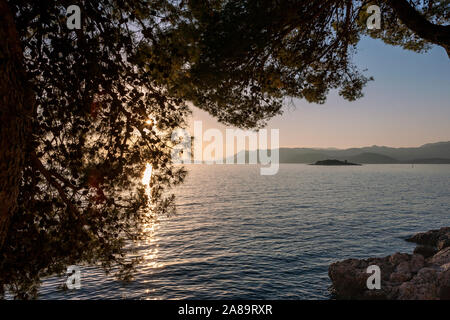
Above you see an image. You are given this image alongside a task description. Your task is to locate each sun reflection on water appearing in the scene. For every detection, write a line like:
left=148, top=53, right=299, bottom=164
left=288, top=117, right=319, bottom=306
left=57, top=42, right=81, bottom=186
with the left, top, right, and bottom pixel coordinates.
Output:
left=140, top=220, right=163, bottom=271
left=142, top=163, right=153, bottom=185
left=140, top=163, right=163, bottom=272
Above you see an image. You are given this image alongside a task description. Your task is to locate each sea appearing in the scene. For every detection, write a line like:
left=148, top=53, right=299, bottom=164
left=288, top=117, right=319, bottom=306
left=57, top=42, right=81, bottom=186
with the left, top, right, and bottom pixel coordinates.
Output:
left=38, top=164, right=450, bottom=299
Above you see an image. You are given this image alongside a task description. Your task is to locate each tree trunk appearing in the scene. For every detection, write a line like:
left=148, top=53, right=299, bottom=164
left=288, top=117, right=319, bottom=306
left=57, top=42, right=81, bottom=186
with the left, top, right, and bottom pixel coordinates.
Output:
left=0, top=0, right=31, bottom=250
left=386, top=0, right=450, bottom=57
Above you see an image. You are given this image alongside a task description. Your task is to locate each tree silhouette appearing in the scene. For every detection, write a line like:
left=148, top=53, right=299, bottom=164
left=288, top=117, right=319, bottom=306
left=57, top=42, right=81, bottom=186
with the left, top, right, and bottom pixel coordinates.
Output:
left=0, top=0, right=190, bottom=298
left=160, top=0, right=448, bottom=128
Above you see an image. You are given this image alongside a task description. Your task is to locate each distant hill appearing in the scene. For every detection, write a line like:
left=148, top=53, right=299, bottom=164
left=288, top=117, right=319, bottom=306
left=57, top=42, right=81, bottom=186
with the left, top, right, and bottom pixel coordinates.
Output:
left=326, top=141, right=450, bottom=161
left=227, top=141, right=450, bottom=164
left=345, top=152, right=398, bottom=164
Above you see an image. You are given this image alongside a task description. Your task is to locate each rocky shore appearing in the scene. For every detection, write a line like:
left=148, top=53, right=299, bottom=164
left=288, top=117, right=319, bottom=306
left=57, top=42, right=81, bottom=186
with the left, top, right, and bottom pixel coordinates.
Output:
left=329, top=227, right=450, bottom=299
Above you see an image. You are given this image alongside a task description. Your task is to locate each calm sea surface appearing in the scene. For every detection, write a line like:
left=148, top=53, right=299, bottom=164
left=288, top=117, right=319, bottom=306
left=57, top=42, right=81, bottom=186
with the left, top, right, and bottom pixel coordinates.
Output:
left=38, top=164, right=450, bottom=299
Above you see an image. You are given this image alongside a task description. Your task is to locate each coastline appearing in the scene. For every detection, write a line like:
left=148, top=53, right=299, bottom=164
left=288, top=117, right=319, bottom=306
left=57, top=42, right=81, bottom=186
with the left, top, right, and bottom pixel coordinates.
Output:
left=328, top=227, right=450, bottom=300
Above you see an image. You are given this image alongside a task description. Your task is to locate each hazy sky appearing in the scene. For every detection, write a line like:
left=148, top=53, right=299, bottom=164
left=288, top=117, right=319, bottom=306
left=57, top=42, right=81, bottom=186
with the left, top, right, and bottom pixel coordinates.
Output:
left=188, top=37, right=450, bottom=149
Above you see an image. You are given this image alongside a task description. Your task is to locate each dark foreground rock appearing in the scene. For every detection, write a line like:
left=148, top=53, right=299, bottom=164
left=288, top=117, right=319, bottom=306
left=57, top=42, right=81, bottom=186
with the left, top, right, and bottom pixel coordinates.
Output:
left=329, top=227, right=450, bottom=300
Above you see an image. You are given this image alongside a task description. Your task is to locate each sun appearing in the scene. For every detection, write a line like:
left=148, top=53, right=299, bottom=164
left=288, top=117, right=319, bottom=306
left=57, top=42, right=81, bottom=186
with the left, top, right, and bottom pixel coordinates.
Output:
left=145, top=115, right=156, bottom=126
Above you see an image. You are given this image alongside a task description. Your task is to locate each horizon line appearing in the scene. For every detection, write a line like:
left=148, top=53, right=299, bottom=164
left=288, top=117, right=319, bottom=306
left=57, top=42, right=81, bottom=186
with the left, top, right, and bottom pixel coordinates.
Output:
left=270, top=140, right=450, bottom=151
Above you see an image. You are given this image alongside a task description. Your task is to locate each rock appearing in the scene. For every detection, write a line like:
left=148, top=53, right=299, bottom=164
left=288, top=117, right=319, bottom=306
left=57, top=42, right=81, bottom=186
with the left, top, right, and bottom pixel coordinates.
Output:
left=416, top=267, right=439, bottom=282
left=406, top=227, right=450, bottom=248
left=414, top=245, right=437, bottom=258
left=430, top=247, right=450, bottom=266
left=409, top=254, right=425, bottom=273
left=397, top=268, right=440, bottom=300
left=390, top=271, right=412, bottom=283
left=328, top=260, right=371, bottom=299
left=396, top=261, right=411, bottom=274
left=438, top=270, right=450, bottom=299
left=441, top=262, right=450, bottom=271
left=389, top=252, right=410, bottom=265
left=437, top=239, right=450, bottom=251
left=329, top=227, right=450, bottom=300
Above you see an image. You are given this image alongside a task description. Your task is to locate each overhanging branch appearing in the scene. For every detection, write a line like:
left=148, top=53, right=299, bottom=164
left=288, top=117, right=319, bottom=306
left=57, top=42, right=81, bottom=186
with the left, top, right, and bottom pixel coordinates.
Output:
left=385, top=0, right=450, bottom=57
left=31, top=152, right=78, bottom=216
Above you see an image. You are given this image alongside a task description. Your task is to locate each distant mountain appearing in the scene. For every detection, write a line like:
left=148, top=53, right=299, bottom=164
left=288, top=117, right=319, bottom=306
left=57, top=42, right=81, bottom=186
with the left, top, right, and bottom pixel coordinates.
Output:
left=227, top=141, right=450, bottom=164
left=345, top=152, right=398, bottom=164
left=325, top=141, right=450, bottom=161
left=279, top=150, right=328, bottom=163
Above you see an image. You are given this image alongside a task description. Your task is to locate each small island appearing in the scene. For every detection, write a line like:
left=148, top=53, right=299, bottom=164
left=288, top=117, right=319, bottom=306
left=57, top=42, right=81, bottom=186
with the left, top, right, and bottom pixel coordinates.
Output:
left=311, top=159, right=361, bottom=166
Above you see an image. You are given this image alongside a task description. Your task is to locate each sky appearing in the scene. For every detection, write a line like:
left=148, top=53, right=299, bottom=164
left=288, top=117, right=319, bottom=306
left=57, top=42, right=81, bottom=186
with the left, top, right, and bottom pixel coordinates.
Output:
left=187, top=36, right=450, bottom=149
